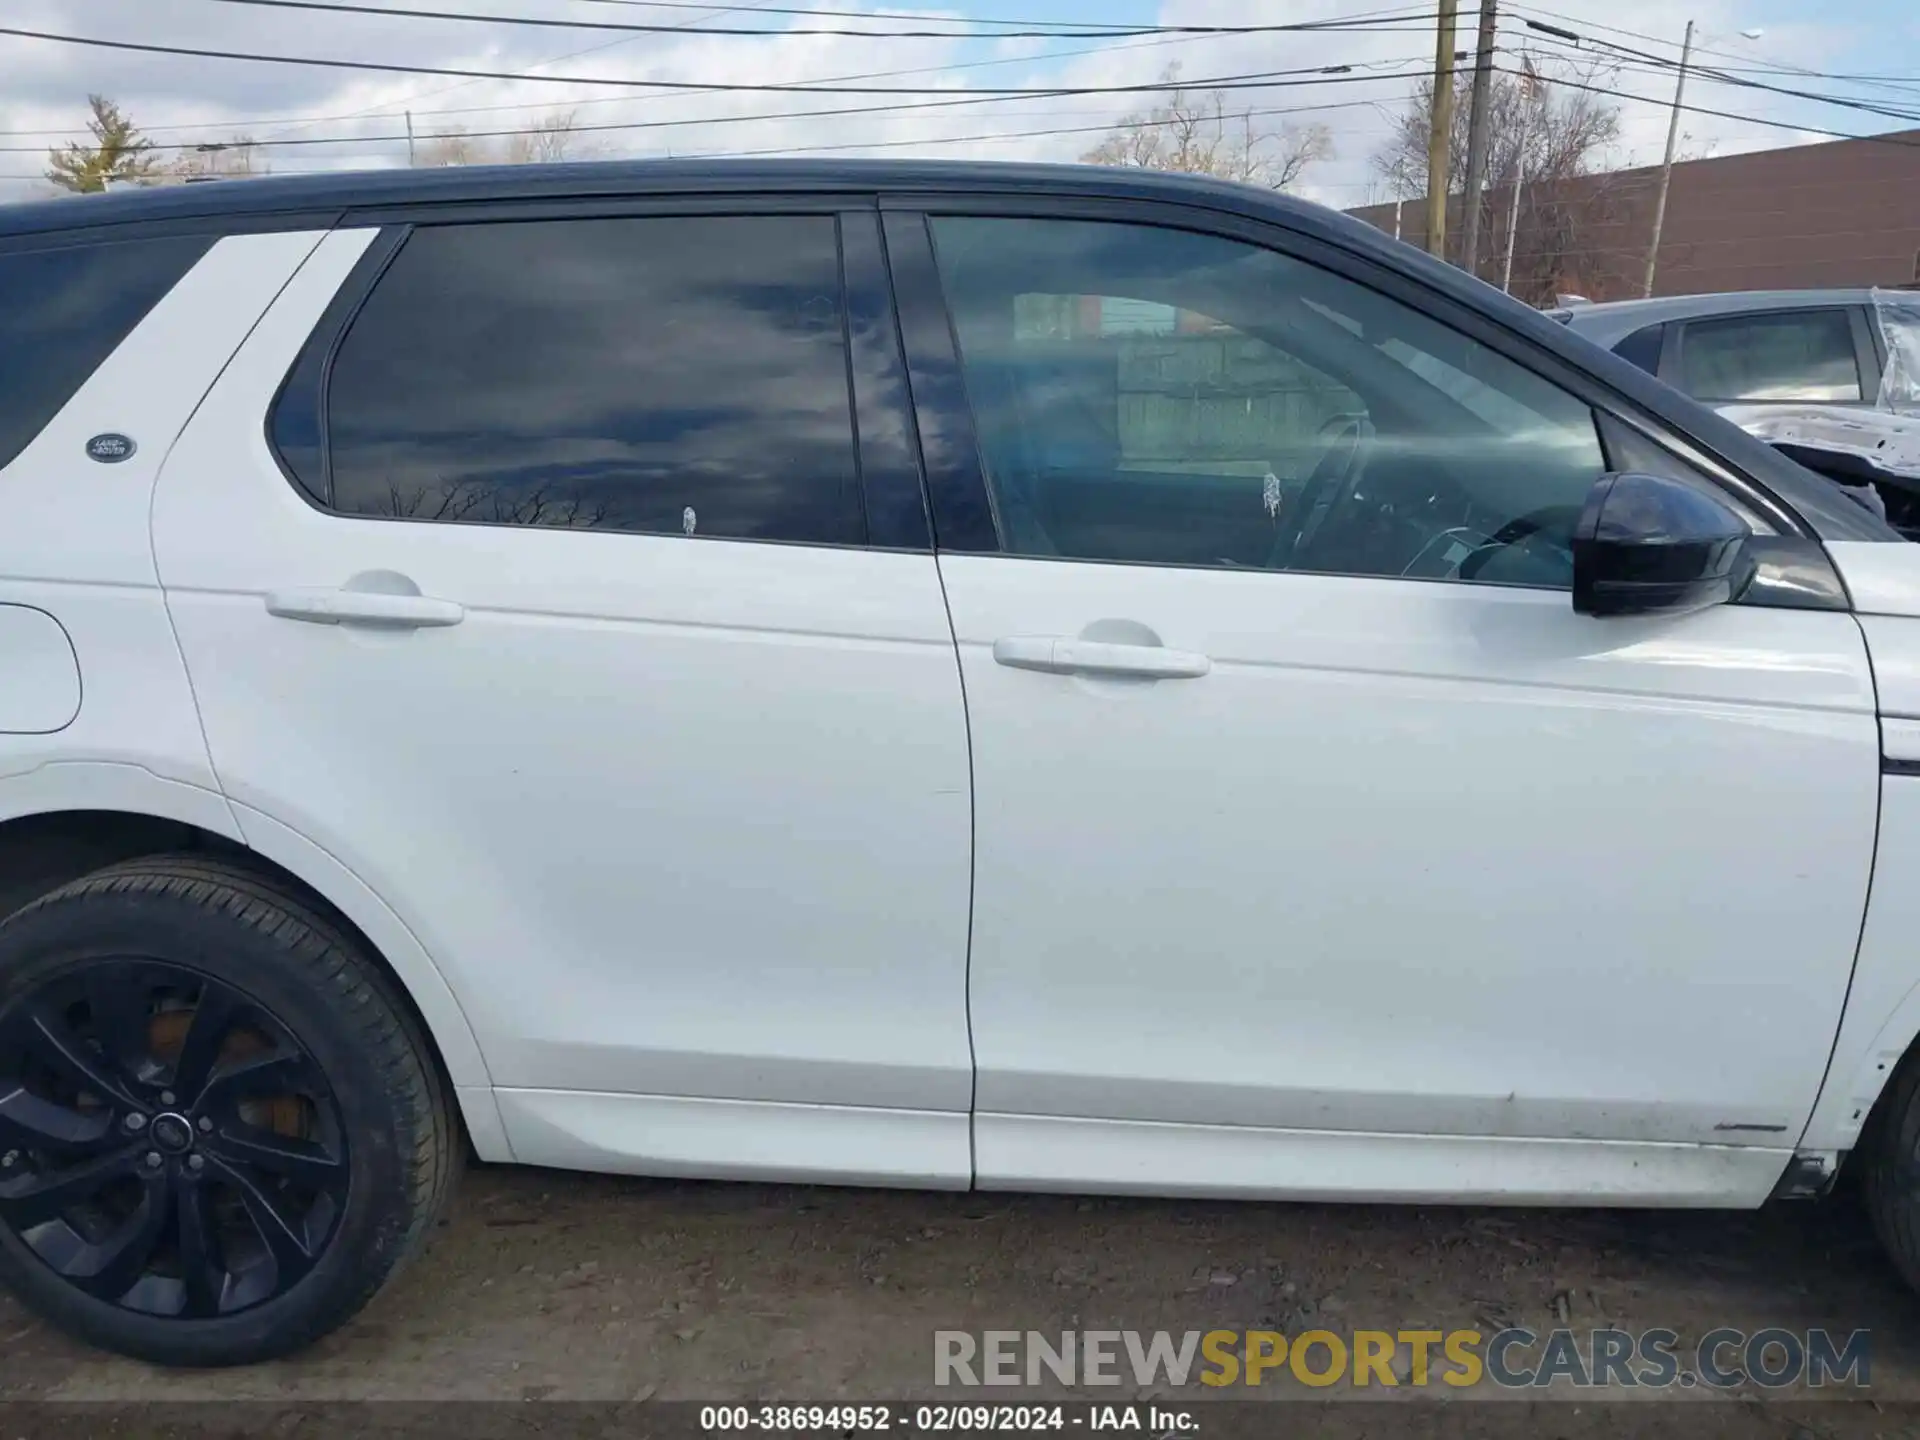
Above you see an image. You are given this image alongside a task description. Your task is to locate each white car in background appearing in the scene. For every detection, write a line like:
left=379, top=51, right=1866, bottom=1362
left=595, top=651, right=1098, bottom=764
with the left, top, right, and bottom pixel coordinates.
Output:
left=11, top=161, right=1920, bottom=1370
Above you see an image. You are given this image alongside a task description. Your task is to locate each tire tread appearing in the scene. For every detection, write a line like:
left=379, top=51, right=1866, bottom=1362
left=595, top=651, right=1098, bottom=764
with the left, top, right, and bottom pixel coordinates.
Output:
left=1864, top=1049, right=1920, bottom=1292
left=0, top=853, right=459, bottom=1364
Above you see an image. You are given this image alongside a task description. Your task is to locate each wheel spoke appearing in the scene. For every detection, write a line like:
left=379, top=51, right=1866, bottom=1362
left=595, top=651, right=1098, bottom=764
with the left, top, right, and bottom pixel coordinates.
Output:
left=83, top=968, right=154, bottom=1080
left=0, top=1083, right=118, bottom=1157
left=0, top=957, right=348, bottom=1320
left=174, top=1177, right=226, bottom=1318
left=171, top=980, right=242, bottom=1104
left=7, top=1006, right=139, bottom=1110
left=197, top=1050, right=313, bottom=1112
left=208, top=1124, right=345, bottom=1195
left=0, top=1145, right=141, bottom=1230
left=214, top=1156, right=318, bottom=1285
left=66, top=1173, right=172, bottom=1302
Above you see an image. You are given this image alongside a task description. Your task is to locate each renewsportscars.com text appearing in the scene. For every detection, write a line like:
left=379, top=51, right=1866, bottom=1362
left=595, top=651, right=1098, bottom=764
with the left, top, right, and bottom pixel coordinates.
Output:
left=934, top=1327, right=1871, bottom=1391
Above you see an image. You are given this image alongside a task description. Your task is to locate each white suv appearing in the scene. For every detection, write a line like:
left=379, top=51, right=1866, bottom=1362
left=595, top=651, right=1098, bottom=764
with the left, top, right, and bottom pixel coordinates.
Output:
left=4, top=160, right=1920, bottom=1367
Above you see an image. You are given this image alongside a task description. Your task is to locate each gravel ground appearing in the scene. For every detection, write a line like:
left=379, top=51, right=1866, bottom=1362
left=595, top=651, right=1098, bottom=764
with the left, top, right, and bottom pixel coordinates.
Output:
left=4, top=1162, right=1920, bottom=1433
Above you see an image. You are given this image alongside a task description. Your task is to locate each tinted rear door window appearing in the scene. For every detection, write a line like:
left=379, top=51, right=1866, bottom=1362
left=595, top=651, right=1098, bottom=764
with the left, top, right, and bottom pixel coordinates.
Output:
left=0, top=235, right=211, bottom=471
left=1678, top=309, right=1862, bottom=402
left=1611, top=322, right=1665, bottom=376
left=323, top=215, right=865, bottom=544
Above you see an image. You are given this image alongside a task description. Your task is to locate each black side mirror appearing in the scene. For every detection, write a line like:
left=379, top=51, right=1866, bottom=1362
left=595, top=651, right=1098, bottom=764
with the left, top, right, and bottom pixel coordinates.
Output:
left=1572, top=471, right=1754, bottom=618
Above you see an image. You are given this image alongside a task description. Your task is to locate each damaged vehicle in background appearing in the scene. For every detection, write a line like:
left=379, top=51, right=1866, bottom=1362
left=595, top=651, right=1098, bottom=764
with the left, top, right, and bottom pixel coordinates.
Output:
left=1553, top=288, right=1920, bottom=535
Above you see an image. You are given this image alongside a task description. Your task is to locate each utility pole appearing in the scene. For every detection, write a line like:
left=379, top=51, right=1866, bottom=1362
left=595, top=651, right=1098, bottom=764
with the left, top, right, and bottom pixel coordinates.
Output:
left=1424, top=0, right=1459, bottom=259
left=1459, top=0, right=1499, bottom=274
left=405, top=110, right=417, bottom=167
left=1642, top=19, right=1695, bottom=298
left=1501, top=58, right=1541, bottom=294
left=1500, top=117, right=1528, bottom=293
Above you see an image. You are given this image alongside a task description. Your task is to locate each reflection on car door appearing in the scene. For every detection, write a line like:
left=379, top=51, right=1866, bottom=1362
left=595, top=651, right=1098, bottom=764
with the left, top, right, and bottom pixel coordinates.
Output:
left=154, top=209, right=977, bottom=1188
left=894, top=208, right=1880, bottom=1206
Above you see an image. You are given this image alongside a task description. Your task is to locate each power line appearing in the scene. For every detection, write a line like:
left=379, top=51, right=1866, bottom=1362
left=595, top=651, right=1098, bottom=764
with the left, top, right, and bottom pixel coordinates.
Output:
left=1513, top=22, right=1920, bottom=126
left=0, top=23, right=1430, bottom=97
left=1507, top=3, right=1920, bottom=100
left=560, top=0, right=1453, bottom=30
left=0, top=95, right=1399, bottom=186
left=686, top=97, right=1397, bottom=160
left=0, top=60, right=1431, bottom=156
left=0, top=4, right=1440, bottom=143
left=256, top=0, right=778, bottom=142
left=0, top=15, right=1249, bottom=138
left=194, top=0, right=1440, bottom=41
left=1491, top=63, right=1920, bottom=151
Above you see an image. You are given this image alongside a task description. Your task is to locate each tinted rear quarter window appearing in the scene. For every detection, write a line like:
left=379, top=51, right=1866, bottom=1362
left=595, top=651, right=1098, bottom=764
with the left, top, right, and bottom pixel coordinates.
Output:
left=314, top=215, right=865, bottom=545
left=1611, top=322, right=1665, bottom=376
left=0, top=235, right=211, bottom=471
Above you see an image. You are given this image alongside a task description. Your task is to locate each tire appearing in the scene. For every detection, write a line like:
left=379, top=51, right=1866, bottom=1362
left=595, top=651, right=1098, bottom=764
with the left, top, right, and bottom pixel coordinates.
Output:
left=0, top=855, right=459, bottom=1366
left=1863, top=1047, right=1920, bottom=1295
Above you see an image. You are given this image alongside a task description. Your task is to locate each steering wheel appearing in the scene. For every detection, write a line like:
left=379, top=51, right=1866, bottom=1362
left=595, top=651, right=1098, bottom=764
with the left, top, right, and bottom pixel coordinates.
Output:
left=1456, top=503, right=1585, bottom=582
left=1267, top=415, right=1373, bottom=571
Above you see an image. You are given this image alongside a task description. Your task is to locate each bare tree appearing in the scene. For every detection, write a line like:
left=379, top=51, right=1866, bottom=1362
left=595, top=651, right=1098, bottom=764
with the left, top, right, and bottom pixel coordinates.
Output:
left=415, top=111, right=598, bottom=167
left=171, top=135, right=267, bottom=181
left=1082, top=65, right=1333, bottom=192
left=382, top=478, right=612, bottom=530
left=504, top=110, right=594, bottom=165
left=1370, top=63, right=1632, bottom=302
left=417, top=127, right=485, bottom=167
left=46, top=96, right=161, bottom=193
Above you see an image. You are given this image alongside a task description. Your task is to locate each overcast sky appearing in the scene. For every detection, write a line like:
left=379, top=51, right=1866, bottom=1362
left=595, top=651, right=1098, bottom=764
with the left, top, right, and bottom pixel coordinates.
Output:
left=0, top=0, right=1914, bottom=209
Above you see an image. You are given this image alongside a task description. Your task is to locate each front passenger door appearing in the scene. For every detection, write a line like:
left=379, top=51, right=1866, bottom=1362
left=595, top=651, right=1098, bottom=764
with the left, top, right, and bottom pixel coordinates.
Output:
left=895, top=210, right=1881, bottom=1205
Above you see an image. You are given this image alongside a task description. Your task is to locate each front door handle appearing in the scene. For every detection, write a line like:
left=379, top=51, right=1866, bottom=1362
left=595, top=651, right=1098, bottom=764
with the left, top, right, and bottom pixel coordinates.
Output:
left=992, top=636, right=1210, bottom=679
left=265, top=587, right=465, bottom=629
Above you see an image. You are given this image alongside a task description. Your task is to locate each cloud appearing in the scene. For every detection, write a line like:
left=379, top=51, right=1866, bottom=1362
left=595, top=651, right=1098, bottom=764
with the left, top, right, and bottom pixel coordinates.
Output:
left=0, top=0, right=1894, bottom=204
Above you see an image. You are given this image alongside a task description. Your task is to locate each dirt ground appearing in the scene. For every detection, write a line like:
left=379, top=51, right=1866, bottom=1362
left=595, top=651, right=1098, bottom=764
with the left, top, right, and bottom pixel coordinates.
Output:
left=6, top=1161, right=1920, bottom=1432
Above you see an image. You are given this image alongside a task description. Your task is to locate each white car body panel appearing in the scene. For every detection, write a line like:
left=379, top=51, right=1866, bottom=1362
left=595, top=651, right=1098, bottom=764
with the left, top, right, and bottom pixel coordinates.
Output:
left=976, top=1114, right=1792, bottom=1207
left=1803, top=591, right=1920, bottom=1153
left=1828, top=541, right=1920, bottom=621
left=0, top=231, right=327, bottom=801
left=1, top=211, right=1913, bottom=1213
left=937, top=554, right=1878, bottom=1202
left=1802, top=773, right=1920, bottom=1153
left=497, top=1089, right=970, bottom=1189
left=0, top=606, right=80, bottom=735
left=150, top=231, right=976, bottom=1184
left=0, top=228, right=509, bottom=1152
left=227, top=799, right=507, bottom=1153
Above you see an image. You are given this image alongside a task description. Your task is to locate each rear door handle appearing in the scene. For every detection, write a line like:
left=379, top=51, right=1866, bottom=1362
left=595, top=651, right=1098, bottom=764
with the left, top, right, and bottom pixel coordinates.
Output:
left=992, top=636, right=1210, bottom=679
left=265, top=587, right=465, bottom=629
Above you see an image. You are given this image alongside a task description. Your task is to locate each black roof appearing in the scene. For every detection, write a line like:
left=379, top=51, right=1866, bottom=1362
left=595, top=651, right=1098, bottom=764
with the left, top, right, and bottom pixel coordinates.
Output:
left=0, top=156, right=1894, bottom=543
left=0, top=158, right=1324, bottom=240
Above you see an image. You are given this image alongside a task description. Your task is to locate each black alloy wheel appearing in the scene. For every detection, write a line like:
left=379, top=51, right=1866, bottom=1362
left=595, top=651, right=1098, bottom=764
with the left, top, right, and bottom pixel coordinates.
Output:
left=0, top=960, right=350, bottom=1319
left=0, top=857, right=456, bottom=1366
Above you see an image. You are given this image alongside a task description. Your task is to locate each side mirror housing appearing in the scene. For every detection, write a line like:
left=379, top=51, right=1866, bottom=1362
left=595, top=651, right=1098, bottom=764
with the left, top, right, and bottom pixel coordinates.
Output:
left=1572, top=471, right=1754, bottom=618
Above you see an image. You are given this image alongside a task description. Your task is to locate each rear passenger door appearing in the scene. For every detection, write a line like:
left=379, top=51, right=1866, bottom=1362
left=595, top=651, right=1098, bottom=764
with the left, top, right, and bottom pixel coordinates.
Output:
left=152, top=205, right=978, bottom=1188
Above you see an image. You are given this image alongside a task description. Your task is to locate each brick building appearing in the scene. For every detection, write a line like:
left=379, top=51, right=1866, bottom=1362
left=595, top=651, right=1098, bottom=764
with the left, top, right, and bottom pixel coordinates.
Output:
left=1345, top=128, right=1920, bottom=301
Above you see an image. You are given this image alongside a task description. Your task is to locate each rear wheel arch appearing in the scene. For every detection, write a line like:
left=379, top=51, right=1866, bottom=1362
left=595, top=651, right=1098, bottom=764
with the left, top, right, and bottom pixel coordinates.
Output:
left=0, top=851, right=462, bottom=1364
left=0, top=806, right=503, bottom=1157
